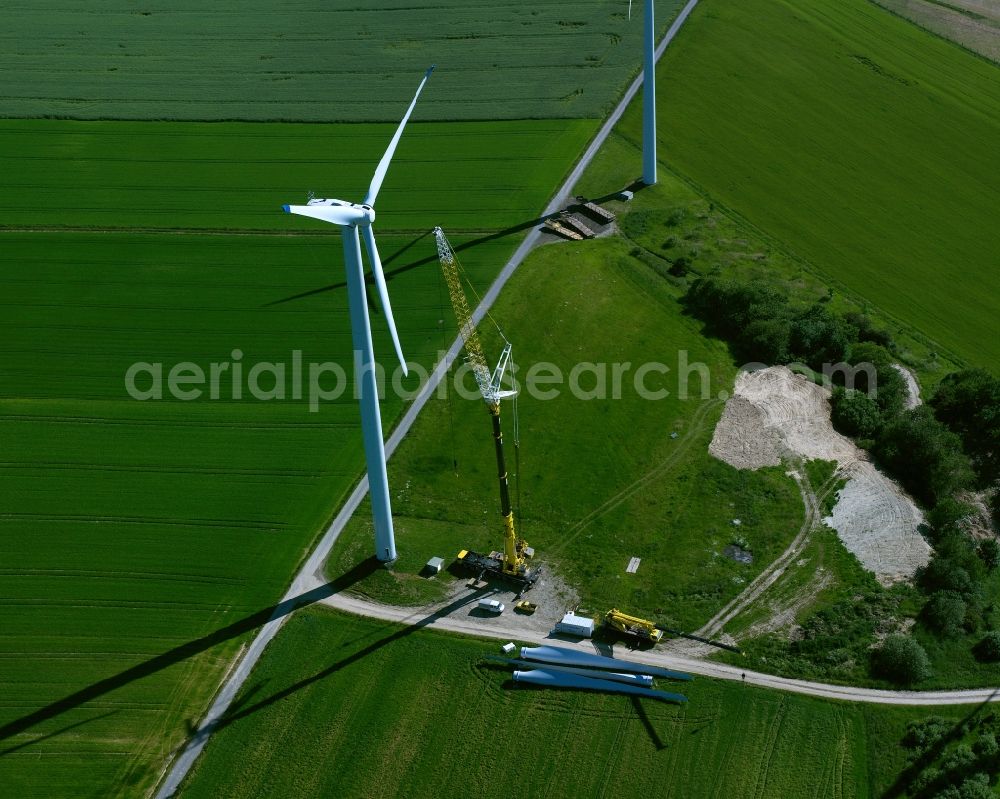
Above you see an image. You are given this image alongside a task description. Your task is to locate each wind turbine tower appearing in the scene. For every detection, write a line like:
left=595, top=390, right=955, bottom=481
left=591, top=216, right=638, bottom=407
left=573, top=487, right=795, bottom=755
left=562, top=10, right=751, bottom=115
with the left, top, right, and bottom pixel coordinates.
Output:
left=283, top=66, right=435, bottom=563
left=641, top=0, right=657, bottom=185
left=629, top=0, right=658, bottom=185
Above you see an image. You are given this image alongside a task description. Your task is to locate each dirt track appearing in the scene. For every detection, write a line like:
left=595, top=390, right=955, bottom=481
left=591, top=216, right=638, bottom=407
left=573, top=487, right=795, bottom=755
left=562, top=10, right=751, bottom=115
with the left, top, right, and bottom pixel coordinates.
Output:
left=317, top=588, right=1000, bottom=707
left=690, top=469, right=825, bottom=646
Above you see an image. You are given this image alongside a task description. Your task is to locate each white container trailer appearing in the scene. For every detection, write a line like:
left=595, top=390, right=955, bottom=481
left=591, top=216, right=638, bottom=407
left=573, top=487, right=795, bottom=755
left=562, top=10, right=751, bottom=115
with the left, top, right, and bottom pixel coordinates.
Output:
left=554, top=611, right=595, bottom=638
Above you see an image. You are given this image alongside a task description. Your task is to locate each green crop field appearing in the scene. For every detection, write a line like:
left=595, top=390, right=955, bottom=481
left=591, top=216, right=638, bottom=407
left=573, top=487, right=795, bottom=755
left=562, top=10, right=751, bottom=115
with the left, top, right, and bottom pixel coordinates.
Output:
left=0, top=118, right=597, bottom=232
left=1, top=0, right=684, bottom=122
left=0, top=229, right=524, bottom=797
left=330, top=235, right=805, bottom=631
left=0, top=110, right=591, bottom=794
left=572, top=133, right=964, bottom=387
left=630, top=0, right=1000, bottom=369
left=178, top=607, right=952, bottom=799
left=873, top=0, right=1000, bottom=63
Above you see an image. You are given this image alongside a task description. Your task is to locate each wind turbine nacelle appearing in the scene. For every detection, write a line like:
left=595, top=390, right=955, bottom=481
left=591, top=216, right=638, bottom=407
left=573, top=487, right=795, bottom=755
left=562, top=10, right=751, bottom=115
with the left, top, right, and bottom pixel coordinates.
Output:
left=284, top=198, right=374, bottom=226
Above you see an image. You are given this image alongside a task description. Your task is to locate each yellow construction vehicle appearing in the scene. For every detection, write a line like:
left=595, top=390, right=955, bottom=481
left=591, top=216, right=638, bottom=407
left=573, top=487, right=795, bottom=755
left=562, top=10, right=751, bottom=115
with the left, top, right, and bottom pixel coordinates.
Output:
left=604, top=608, right=664, bottom=644
left=436, top=227, right=538, bottom=588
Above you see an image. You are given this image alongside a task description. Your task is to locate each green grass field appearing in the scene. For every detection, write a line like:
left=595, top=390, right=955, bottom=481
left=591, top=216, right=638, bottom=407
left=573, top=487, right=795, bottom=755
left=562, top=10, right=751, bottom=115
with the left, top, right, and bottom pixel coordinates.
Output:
left=329, top=234, right=805, bottom=631
left=629, top=0, right=1000, bottom=369
left=1, top=0, right=683, bottom=122
left=177, top=607, right=962, bottom=799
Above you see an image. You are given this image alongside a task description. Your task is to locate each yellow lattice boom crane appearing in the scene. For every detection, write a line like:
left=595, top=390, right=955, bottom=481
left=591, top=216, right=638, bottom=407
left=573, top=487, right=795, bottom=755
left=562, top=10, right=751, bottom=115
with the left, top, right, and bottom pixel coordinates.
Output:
left=434, top=227, right=538, bottom=588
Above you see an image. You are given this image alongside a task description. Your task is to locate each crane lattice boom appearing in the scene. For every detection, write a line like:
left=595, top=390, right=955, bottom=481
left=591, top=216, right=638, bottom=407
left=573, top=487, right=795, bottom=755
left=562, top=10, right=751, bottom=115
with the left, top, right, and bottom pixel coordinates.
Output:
left=434, top=227, right=512, bottom=407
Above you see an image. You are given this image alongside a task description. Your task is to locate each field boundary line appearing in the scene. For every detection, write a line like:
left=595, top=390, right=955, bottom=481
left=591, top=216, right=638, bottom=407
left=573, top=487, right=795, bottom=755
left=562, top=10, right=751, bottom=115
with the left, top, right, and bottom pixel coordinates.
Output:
left=152, top=3, right=702, bottom=795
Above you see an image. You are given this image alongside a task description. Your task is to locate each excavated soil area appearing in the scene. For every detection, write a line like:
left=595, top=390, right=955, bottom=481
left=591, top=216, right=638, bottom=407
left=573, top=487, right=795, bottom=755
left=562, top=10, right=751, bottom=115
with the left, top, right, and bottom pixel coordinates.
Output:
left=710, top=367, right=929, bottom=582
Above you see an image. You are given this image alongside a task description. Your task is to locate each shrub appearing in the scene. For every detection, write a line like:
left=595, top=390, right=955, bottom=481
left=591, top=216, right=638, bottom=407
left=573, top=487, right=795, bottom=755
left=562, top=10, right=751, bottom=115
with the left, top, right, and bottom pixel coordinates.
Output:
left=668, top=256, right=690, bottom=277
left=954, top=773, right=991, bottom=799
left=831, top=388, right=882, bottom=438
left=872, top=634, right=931, bottom=684
left=931, top=534, right=988, bottom=593
left=903, top=716, right=954, bottom=750
left=741, top=318, right=791, bottom=364
left=665, top=208, right=686, bottom=227
left=684, top=278, right=789, bottom=342
left=923, top=590, right=967, bottom=637
left=973, top=732, right=998, bottom=759
left=874, top=407, right=975, bottom=506
left=845, top=342, right=909, bottom=417
left=979, top=539, right=1000, bottom=571
left=843, top=311, right=894, bottom=349
left=789, top=304, right=854, bottom=369
left=919, top=556, right=973, bottom=596
left=850, top=341, right=894, bottom=369
left=940, top=743, right=976, bottom=773
left=908, top=766, right=942, bottom=795
left=928, top=499, right=976, bottom=537
left=931, top=369, right=1000, bottom=483
left=974, top=631, right=1000, bottom=662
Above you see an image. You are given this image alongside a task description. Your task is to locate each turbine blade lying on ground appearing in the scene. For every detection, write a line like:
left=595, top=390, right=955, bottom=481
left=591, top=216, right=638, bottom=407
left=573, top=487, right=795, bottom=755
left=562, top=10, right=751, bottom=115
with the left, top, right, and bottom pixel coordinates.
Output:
left=364, top=65, right=435, bottom=207
left=486, top=656, right=653, bottom=686
left=514, top=669, right=687, bottom=704
left=521, top=645, right=693, bottom=681
left=361, top=225, right=407, bottom=375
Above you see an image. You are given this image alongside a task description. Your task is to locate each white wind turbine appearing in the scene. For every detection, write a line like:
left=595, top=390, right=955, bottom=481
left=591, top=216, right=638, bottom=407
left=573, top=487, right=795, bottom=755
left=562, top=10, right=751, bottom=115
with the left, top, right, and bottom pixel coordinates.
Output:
left=283, top=65, right=435, bottom=563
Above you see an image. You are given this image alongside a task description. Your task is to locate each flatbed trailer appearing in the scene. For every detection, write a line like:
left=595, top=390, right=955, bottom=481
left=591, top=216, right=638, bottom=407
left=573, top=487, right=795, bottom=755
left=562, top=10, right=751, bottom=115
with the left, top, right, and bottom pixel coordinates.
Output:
left=543, top=218, right=584, bottom=240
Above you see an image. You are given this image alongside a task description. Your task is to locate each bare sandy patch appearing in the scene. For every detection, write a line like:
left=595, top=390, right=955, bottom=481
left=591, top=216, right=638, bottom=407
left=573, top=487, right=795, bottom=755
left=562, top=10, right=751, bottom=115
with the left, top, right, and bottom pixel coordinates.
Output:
left=892, top=363, right=922, bottom=409
left=710, top=367, right=857, bottom=468
left=956, top=488, right=999, bottom=540
left=710, top=366, right=929, bottom=582
left=824, top=461, right=929, bottom=583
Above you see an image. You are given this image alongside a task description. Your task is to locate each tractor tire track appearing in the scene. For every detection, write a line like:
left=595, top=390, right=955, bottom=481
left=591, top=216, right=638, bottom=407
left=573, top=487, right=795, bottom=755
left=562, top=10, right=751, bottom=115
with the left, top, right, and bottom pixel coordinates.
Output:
left=549, top=398, right=720, bottom=556
left=694, top=467, right=841, bottom=642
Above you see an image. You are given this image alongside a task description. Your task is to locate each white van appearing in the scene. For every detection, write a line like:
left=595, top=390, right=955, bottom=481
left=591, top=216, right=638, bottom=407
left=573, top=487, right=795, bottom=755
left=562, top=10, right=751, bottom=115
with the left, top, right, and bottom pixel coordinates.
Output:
left=478, top=599, right=505, bottom=614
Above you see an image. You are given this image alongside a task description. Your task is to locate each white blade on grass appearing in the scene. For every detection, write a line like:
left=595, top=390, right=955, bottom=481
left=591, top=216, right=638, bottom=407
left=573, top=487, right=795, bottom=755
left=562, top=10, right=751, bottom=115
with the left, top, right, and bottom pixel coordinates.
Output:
left=363, top=65, right=435, bottom=207
left=360, top=224, right=408, bottom=376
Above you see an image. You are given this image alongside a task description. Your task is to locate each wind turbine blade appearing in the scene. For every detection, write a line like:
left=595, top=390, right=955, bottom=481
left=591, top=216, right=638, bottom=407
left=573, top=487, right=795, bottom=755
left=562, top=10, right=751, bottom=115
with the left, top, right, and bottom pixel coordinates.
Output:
left=363, top=65, right=435, bottom=207
left=360, top=225, right=408, bottom=377
left=283, top=204, right=359, bottom=226
left=628, top=0, right=632, bottom=20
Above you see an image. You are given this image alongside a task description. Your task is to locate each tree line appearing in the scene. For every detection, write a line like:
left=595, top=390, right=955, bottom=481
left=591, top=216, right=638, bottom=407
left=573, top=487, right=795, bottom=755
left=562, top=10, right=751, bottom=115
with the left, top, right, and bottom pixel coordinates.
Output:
left=683, top=277, right=1000, bottom=683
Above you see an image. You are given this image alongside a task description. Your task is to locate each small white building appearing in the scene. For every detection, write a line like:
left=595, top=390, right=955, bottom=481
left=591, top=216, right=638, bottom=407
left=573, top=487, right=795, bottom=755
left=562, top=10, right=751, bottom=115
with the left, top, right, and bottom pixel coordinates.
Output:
left=425, top=556, right=444, bottom=575
left=554, top=611, right=595, bottom=638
